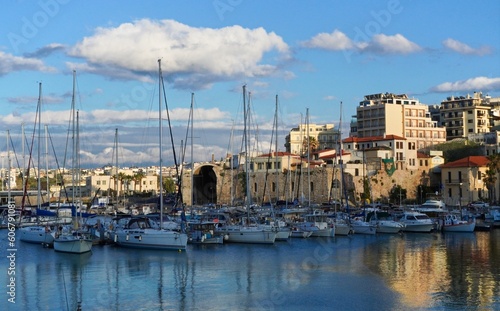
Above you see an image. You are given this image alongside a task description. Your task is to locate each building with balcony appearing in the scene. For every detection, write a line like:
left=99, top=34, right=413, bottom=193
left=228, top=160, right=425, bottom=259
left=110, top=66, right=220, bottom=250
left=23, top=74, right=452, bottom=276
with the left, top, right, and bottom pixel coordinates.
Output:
left=440, top=156, right=491, bottom=206
left=439, top=92, right=492, bottom=140
left=350, top=93, right=446, bottom=151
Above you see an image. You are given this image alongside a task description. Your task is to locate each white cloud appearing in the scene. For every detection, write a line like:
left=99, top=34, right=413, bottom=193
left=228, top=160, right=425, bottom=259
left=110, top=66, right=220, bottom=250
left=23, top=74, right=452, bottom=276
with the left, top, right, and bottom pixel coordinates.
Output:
left=302, top=31, right=421, bottom=55
left=442, top=38, right=492, bottom=55
left=301, top=29, right=355, bottom=51
left=362, top=34, right=421, bottom=54
left=431, top=76, right=500, bottom=92
left=68, top=19, right=291, bottom=89
left=0, top=51, right=56, bottom=76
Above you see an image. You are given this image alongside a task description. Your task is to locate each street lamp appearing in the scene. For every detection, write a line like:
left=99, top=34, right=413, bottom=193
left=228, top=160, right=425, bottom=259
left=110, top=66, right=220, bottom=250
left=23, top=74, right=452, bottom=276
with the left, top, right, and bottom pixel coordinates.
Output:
left=459, top=182, right=463, bottom=208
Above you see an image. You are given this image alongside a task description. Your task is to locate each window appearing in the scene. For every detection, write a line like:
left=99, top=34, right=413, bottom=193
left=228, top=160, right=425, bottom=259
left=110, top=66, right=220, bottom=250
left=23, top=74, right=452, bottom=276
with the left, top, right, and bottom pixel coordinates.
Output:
left=103, top=180, right=106, bottom=185
left=355, top=168, right=359, bottom=176
left=96, top=180, right=101, bottom=185
left=310, top=181, right=314, bottom=192
left=448, top=171, right=451, bottom=183
left=478, top=171, right=481, bottom=180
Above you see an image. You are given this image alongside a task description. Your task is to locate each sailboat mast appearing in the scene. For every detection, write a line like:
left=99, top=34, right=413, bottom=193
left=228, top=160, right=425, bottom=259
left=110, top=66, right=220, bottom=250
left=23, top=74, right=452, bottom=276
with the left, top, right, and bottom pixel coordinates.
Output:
left=37, top=82, right=42, bottom=210
left=243, top=85, right=251, bottom=211
left=45, top=125, right=50, bottom=204
left=6, top=130, right=11, bottom=205
left=274, top=95, right=279, bottom=203
left=190, top=93, right=194, bottom=207
left=306, top=108, right=310, bottom=208
left=71, top=71, right=76, bottom=208
left=114, top=128, right=118, bottom=203
left=158, top=59, right=164, bottom=228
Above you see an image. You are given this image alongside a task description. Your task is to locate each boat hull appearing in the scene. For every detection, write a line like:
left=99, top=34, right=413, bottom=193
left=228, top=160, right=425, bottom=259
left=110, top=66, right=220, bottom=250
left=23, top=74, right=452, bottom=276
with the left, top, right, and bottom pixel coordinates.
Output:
left=53, top=236, right=92, bottom=254
left=114, top=229, right=188, bottom=250
left=19, top=226, right=55, bottom=245
left=375, top=221, right=405, bottom=234
left=402, top=224, right=434, bottom=233
left=290, top=230, right=313, bottom=238
left=215, top=226, right=277, bottom=244
left=443, top=222, right=475, bottom=232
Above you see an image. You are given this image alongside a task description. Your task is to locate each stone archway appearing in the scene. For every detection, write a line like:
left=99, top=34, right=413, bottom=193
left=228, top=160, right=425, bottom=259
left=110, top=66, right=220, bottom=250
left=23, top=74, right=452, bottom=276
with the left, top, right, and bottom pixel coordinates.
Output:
left=193, top=165, right=217, bottom=205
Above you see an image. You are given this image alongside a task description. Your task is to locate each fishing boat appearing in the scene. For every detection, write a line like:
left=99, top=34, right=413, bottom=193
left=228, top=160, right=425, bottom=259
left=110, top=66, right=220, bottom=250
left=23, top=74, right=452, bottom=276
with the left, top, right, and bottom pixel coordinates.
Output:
left=441, top=214, right=475, bottom=232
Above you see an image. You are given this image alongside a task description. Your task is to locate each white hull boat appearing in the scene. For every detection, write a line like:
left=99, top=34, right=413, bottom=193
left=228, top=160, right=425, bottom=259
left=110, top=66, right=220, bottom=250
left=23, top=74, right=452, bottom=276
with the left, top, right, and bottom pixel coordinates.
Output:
left=351, top=219, right=377, bottom=235
left=374, top=220, right=405, bottom=234
left=19, top=225, right=55, bottom=245
left=290, top=229, right=313, bottom=238
left=215, top=225, right=277, bottom=244
left=399, top=212, right=435, bottom=233
left=113, top=217, right=187, bottom=250
left=53, top=233, right=92, bottom=254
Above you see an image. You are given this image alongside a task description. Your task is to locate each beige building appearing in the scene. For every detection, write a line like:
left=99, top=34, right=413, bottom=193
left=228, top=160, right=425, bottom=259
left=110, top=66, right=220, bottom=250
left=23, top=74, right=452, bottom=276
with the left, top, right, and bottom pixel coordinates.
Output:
left=86, top=174, right=158, bottom=197
left=440, top=156, right=491, bottom=206
left=342, top=134, right=416, bottom=170
left=350, top=93, right=446, bottom=150
left=285, top=123, right=341, bottom=155
left=440, top=92, right=491, bottom=140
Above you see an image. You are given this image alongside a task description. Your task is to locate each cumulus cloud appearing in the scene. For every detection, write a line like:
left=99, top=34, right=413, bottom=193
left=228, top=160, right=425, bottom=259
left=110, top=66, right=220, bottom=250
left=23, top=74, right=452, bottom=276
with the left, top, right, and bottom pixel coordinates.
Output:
left=302, top=31, right=421, bottom=55
left=361, top=34, right=421, bottom=54
left=0, top=51, right=56, bottom=76
left=431, top=76, right=500, bottom=92
left=68, top=19, right=291, bottom=89
left=442, top=38, right=492, bottom=55
left=301, top=29, right=355, bottom=51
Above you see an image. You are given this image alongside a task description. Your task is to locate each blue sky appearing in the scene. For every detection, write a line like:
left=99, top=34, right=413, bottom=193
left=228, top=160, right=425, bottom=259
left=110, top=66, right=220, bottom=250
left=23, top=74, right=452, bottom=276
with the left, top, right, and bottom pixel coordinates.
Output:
left=1, top=0, right=499, bottom=168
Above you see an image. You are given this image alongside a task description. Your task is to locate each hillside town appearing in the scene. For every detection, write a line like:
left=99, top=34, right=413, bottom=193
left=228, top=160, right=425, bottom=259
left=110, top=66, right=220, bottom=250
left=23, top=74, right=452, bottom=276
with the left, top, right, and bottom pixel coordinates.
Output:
left=2, top=91, right=500, bottom=213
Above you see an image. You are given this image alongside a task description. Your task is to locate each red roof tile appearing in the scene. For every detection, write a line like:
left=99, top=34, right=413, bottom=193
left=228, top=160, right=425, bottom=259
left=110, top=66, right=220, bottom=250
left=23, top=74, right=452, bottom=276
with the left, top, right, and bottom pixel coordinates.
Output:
left=440, top=156, right=489, bottom=168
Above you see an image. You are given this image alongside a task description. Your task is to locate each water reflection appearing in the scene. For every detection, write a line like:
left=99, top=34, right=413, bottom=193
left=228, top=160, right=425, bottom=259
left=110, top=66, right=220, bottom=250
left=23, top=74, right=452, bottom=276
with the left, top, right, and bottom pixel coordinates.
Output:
left=365, top=231, right=500, bottom=310
left=2, top=230, right=499, bottom=310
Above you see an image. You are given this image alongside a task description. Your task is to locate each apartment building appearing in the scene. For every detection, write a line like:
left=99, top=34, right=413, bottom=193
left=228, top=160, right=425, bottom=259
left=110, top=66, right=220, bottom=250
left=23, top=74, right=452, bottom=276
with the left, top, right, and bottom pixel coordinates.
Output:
left=350, top=93, right=446, bottom=150
left=439, top=92, right=491, bottom=140
left=285, top=123, right=341, bottom=155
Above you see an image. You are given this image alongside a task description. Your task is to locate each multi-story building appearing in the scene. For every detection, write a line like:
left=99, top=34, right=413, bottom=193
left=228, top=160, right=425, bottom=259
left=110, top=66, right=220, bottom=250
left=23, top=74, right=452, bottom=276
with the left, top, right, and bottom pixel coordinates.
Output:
left=439, top=92, right=491, bottom=140
left=342, top=134, right=414, bottom=170
left=350, top=93, right=446, bottom=150
left=440, top=156, right=491, bottom=206
left=285, top=123, right=341, bottom=155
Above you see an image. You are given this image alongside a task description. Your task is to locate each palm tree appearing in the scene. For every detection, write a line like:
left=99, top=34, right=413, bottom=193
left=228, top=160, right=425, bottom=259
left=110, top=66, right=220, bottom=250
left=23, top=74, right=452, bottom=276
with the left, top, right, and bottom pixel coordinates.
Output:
left=302, top=136, right=319, bottom=157
left=133, top=171, right=146, bottom=193
left=486, top=154, right=500, bottom=203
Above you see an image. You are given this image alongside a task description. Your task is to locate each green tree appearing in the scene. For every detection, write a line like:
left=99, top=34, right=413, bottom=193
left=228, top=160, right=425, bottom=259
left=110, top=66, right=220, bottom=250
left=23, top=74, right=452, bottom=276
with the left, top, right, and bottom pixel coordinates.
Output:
left=302, top=136, right=319, bottom=157
left=389, top=185, right=406, bottom=205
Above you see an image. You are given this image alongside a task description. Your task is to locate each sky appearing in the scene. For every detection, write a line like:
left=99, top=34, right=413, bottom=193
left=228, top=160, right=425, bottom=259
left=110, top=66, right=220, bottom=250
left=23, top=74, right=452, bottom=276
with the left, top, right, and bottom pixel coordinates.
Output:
left=1, top=0, right=499, bottom=169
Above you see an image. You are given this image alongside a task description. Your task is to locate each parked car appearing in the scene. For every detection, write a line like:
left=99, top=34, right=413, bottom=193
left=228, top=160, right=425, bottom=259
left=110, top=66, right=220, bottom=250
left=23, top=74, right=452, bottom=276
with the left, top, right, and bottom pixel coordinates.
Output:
left=469, top=201, right=489, bottom=208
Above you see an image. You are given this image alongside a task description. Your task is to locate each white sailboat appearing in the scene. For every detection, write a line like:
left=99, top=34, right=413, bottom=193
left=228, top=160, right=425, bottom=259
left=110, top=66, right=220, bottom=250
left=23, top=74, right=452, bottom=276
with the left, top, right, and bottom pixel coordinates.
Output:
left=53, top=71, right=93, bottom=254
left=215, top=85, right=277, bottom=244
left=112, top=59, right=188, bottom=250
left=19, top=83, right=57, bottom=246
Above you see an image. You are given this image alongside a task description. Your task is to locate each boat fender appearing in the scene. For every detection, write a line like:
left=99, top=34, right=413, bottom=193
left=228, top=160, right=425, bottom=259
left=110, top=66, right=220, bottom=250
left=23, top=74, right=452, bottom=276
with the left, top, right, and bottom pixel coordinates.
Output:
left=126, top=234, right=129, bottom=241
left=114, top=234, right=117, bottom=243
left=139, top=235, right=142, bottom=241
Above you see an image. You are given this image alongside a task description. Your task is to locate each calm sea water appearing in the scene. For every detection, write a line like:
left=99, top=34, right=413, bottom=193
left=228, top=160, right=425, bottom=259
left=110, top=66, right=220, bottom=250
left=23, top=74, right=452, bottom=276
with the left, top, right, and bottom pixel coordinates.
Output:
left=1, top=229, right=499, bottom=311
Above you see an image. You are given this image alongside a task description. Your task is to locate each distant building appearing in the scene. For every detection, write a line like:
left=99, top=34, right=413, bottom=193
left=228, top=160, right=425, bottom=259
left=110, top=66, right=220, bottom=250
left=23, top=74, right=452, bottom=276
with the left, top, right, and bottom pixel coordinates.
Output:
left=285, top=123, right=341, bottom=155
left=439, top=92, right=491, bottom=140
left=350, top=93, right=446, bottom=150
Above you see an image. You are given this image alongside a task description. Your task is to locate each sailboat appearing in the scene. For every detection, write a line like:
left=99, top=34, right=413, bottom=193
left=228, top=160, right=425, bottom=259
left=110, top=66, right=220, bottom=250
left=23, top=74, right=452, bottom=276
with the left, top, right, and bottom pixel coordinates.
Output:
left=112, top=59, right=188, bottom=250
left=214, top=85, right=277, bottom=244
left=19, top=83, right=57, bottom=246
left=53, top=71, right=93, bottom=254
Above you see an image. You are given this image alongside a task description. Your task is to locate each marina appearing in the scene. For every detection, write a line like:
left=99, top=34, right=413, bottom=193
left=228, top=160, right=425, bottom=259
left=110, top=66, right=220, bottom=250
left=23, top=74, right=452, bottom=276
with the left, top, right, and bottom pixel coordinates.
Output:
left=1, top=226, right=499, bottom=310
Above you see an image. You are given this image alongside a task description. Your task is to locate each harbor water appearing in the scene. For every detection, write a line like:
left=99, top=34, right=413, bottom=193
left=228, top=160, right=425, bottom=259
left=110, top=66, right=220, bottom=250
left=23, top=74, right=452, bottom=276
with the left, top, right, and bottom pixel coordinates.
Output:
left=2, top=229, right=499, bottom=311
